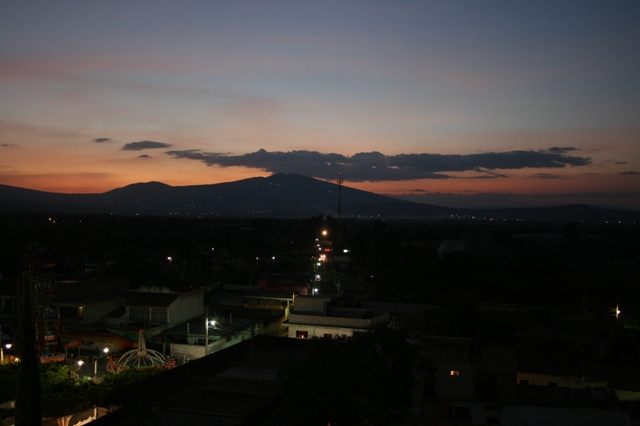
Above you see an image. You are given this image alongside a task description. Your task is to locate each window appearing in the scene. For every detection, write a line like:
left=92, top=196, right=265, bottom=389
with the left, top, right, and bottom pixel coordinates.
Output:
left=450, top=370, right=460, bottom=376
left=129, top=306, right=150, bottom=322
left=150, top=307, right=168, bottom=323
left=296, top=330, right=308, bottom=339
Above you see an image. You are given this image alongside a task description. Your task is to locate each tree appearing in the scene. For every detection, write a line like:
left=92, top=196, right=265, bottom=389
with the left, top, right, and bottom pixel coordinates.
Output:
left=39, top=363, right=100, bottom=426
left=0, top=363, right=19, bottom=404
left=0, top=363, right=19, bottom=423
left=95, top=367, right=163, bottom=412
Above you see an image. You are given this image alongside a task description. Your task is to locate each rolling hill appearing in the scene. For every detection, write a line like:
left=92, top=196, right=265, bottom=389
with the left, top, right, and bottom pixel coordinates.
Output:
left=1, top=173, right=638, bottom=223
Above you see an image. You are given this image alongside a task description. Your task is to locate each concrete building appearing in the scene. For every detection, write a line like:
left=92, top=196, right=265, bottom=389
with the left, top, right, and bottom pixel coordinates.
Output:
left=167, top=316, right=256, bottom=362
left=421, top=335, right=632, bottom=426
left=121, top=287, right=205, bottom=337
left=287, top=296, right=388, bottom=339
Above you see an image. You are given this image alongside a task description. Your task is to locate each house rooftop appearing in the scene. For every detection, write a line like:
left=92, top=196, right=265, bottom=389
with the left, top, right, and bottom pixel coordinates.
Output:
left=91, top=336, right=307, bottom=425
left=124, top=291, right=179, bottom=308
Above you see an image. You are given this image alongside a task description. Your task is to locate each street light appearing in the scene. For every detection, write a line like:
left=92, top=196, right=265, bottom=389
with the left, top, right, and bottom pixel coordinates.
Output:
left=167, top=256, right=172, bottom=267
left=1, top=343, right=11, bottom=364
left=204, top=318, right=216, bottom=357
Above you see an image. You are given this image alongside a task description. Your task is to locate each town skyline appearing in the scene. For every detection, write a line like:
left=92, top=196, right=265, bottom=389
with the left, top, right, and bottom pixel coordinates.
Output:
left=1, top=1, right=639, bottom=210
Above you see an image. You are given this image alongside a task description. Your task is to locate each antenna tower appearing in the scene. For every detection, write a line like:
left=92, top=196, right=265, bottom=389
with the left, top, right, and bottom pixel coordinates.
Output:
left=337, top=173, right=344, bottom=219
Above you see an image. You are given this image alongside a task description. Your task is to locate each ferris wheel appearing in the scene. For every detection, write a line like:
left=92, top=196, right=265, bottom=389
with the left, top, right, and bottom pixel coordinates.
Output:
left=16, top=242, right=64, bottom=362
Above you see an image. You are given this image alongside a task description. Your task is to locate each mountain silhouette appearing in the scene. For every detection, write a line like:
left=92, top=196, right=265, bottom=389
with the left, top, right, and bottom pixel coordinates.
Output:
left=1, top=173, right=638, bottom=223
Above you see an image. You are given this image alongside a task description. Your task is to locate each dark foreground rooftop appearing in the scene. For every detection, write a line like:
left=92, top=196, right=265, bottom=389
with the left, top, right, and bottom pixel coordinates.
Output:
left=92, top=336, right=307, bottom=426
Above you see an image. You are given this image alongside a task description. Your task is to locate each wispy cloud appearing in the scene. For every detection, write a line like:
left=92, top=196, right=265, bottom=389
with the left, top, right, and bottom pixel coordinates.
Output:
left=93, top=137, right=111, bottom=143
left=621, top=171, right=639, bottom=175
left=548, top=147, right=579, bottom=153
left=165, top=148, right=591, bottom=182
left=122, top=140, right=172, bottom=151
left=531, top=173, right=564, bottom=179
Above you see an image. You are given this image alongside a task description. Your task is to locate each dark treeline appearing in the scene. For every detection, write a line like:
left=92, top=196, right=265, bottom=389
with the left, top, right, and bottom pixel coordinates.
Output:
left=1, top=213, right=638, bottom=319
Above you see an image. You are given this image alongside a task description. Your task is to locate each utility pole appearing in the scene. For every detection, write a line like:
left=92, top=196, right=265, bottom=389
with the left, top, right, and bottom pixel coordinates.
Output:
left=337, top=173, right=343, bottom=219
left=204, top=307, right=209, bottom=357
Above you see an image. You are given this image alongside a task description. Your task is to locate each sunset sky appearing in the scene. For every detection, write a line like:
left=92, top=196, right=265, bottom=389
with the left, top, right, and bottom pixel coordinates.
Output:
left=1, top=1, right=639, bottom=210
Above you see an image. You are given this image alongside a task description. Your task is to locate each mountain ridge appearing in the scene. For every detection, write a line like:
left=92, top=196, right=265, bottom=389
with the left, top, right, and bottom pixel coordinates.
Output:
left=1, top=173, right=638, bottom=223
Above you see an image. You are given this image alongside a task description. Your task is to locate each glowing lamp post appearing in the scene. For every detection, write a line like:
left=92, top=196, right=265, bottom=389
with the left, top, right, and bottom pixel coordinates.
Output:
left=204, top=318, right=216, bottom=356
left=1, top=343, right=11, bottom=364
left=76, top=360, right=84, bottom=379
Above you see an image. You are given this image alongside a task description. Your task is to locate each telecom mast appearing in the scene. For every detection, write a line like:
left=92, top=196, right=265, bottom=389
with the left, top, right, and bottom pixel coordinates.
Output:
left=337, top=173, right=344, bottom=219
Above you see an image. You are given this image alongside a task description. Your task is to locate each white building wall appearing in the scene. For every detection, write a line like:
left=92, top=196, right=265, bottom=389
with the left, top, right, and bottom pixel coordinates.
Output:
left=615, top=389, right=640, bottom=402
left=288, top=312, right=388, bottom=329
left=288, top=324, right=365, bottom=339
left=170, top=343, right=204, bottom=362
left=168, top=292, right=205, bottom=324
left=170, top=325, right=255, bottom=362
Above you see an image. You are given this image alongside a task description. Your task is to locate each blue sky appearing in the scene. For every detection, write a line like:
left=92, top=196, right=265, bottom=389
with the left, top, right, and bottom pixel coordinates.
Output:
left=1, top=1, right=639, bottom=209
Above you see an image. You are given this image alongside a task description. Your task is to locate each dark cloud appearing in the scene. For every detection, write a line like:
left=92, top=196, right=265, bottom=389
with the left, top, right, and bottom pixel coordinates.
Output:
left=122, top=140, right=172, bottom=151
left=472, top=172, right=509, bottom=179
left=614, top=161, right=627, bottom=165
left=531, top=173, right=564, bottom=179
left=139, top=154, right=151, bottom=158
left=1, top=144, right=17, bottom=147
left=621, top=171, right=639, bottom=175
left=93, top=138, right=111, bottom=143
left=165, top=148, right=592, bottom=182
left=548, top=147, right=578, bottom=153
